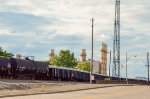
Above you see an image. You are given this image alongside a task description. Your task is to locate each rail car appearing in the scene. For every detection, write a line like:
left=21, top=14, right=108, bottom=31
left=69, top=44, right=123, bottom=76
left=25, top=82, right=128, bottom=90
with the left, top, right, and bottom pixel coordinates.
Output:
left=0, top=56, right=49, bottom=79
left=49, top=65, right=90, bottom=82
left=0, top=57, right=10, bottom=78
left=0, top=56, right=148, bottom=84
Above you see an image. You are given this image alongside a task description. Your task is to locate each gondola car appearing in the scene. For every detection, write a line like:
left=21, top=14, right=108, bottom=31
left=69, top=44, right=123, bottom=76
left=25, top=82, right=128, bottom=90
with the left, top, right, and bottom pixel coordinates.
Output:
left=49, top=65, right=90, bottom=82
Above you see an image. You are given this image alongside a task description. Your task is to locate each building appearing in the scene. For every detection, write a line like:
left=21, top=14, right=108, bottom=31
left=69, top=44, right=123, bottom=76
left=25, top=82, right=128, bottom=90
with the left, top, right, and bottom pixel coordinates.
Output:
left=80, top=49, right=86, bottom=62
left=100, top=43, right=107, bottom=75
left=49, top=49, right=55, bottom=64
left=88, top=59, right=101, bottom=74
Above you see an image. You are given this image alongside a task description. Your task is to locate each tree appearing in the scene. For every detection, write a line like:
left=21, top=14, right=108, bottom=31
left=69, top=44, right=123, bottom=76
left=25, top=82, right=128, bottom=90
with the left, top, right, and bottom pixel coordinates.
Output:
left=0, top=47, right=3, bottom=56
left=53, top=50, right=77, bottom=68
left=76, top=61, right=90, bottom=72
left=0, top=47, right=14, bottom=57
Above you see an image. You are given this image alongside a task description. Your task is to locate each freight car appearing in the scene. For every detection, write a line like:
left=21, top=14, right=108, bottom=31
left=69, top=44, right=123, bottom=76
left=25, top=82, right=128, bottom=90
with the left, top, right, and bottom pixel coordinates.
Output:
left=0, top=56, right=49, bottom=79
left=49, top=65, right=90, bottom=82
left=0, top=57, right=10, bottom=78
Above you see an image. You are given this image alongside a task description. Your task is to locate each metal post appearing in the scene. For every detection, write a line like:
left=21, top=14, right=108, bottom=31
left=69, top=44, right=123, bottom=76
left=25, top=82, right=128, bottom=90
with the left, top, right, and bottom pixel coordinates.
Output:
left=90, top=18, right=94, bottom=84
left=109, top=50, right=111, bottom=77
left=147, top=52, right=149, bottom=83
left=125, top=52, right=137, bottom=84
left=126, top=51, right=128, bottom=84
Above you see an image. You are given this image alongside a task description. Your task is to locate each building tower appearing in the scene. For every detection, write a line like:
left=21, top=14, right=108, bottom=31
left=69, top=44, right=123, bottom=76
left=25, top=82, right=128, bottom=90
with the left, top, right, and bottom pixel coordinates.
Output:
left=49, top=49, right=55, bottom=64
left=113, top=0, right=120, bottom=77
left=80, top=49, right=86, bottom=62
left=100, top=43, right=107, bottom=75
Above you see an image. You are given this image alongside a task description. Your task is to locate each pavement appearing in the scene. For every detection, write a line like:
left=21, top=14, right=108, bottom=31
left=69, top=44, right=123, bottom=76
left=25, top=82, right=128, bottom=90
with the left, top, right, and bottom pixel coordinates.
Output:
left=1, top=85, right=150, bottom=99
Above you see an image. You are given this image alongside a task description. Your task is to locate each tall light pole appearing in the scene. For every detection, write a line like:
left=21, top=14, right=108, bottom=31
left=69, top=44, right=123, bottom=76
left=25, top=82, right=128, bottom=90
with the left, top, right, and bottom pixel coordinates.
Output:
left=90, top=18, right=94, bottom=84
left=126, top=51, right=137, bottom=84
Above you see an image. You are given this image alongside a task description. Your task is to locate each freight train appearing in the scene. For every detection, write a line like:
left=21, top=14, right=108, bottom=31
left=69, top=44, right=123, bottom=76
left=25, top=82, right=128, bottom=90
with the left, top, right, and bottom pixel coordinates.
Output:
left=0, top=56, right=148, bottom=84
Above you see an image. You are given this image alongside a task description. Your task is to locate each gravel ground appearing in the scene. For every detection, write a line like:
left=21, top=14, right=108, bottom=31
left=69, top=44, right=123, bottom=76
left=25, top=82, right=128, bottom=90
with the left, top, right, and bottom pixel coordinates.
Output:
left=0, top=79, right=130, bottom=98
left=0, top=80, right=80, bottom=91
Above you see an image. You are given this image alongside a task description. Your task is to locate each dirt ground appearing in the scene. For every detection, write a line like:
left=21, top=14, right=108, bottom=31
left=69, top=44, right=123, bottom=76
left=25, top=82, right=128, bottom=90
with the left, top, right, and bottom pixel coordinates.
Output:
left=0, top=79, right=127, bottom=98
left=0, top=80, right=98, bottom=97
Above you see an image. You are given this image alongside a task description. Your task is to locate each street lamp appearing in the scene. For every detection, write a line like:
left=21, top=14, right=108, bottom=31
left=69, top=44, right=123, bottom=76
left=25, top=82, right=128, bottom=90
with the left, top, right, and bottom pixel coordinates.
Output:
left=90, top=18, right=94, bottom=84
left=126, top=51, right=137, bottom=84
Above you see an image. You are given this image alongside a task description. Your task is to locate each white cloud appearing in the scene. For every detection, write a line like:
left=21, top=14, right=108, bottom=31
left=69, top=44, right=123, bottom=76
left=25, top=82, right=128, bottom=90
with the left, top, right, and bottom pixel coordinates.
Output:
left=0, top=28, right=22, bottom=36
left=5, top=0, right=32, bottom=7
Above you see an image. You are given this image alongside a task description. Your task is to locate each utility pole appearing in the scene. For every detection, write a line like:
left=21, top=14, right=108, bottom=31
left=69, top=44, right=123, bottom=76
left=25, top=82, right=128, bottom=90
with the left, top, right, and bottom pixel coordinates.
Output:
left=113, top=0, right=120, bottom=77
left=126, top=51, right=128, bottom=84
left=90, top=18, right=94, bottom=84
left=109, top=50, right=111, bottom=77
left=147, top=52, right=149, bottom=83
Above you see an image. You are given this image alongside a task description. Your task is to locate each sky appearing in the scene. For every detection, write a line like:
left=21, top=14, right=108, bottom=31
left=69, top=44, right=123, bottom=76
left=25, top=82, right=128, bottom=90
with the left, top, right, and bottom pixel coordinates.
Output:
left=0, top=0, right=150, bottom=78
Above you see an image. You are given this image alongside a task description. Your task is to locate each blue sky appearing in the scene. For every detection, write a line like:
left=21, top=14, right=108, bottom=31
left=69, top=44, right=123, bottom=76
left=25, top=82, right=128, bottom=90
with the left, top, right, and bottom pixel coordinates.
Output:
left=0, top=0, right=150, bottom=78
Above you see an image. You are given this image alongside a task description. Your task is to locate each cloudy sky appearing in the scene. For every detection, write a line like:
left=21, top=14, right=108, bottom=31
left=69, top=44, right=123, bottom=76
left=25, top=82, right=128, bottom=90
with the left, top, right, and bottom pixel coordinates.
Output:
left=0, top=0, right=150, bottom=78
